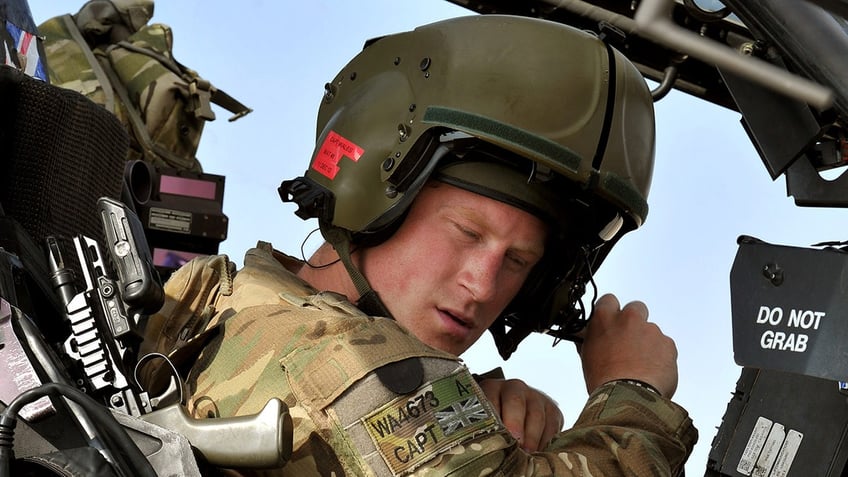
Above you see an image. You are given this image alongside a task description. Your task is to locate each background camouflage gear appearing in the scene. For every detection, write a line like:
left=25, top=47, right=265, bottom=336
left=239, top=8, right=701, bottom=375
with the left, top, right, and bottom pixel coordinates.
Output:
left=38, top=0, right=250, bottom=173
left=142, top=243, right=697, bottom=476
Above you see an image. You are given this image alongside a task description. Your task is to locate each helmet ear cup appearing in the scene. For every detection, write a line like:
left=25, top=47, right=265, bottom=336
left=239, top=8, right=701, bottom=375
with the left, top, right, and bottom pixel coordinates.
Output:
left=492, top=189, right=625, bottom=360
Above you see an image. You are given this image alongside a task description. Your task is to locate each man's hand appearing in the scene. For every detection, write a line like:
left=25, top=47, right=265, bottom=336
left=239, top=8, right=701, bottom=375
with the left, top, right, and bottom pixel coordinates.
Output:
left=479, top=377, right=564, bottom=452
left=579, top=293, right=679, bottom=398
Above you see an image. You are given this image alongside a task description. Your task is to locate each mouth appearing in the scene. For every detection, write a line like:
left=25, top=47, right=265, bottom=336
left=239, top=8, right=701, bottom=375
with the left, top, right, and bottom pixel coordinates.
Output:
left=439, top=309, right=474, bottom=330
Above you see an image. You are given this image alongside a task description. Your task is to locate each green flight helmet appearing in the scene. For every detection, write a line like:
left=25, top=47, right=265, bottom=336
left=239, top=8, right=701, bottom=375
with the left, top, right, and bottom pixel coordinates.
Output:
left=280, top=14, right=655, bottom=359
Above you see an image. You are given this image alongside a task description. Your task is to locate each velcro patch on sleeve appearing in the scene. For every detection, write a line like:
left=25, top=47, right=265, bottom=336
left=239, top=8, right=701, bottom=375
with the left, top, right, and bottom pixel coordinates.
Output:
left=361, top=369, right=498, bottom=474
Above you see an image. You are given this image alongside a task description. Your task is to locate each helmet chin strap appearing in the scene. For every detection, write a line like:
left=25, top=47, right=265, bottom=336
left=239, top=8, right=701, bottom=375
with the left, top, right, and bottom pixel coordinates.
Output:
left=321, top=223, right=425, bottom=394
left=321, top=223, right=394, bottom=319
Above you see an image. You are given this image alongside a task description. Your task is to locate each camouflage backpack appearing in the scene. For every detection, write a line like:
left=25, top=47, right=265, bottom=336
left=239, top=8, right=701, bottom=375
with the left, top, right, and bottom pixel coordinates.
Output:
left=37, top=0, right=251, bottom=173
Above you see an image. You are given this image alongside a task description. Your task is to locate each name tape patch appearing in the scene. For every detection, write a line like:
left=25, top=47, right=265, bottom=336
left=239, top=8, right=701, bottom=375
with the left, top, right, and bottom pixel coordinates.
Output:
left=361, top=369, right=498, bottom=474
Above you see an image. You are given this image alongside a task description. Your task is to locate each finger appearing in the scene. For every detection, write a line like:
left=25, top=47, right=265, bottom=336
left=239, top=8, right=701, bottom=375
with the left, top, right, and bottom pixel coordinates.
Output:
left=480, top=378, right=530, bottom=445
left=520, top=393, right=546, bottom=452
left=594, top=293, right=620, bottom=314
left=498, top=382, right=529, bottom=447
left=621, top=300, right=649, bottom=321
left=589, top=294, right=621, bottom=328
left=539, top=400, right=564, bottom=450
left=478, top=379, right=503, bottom=417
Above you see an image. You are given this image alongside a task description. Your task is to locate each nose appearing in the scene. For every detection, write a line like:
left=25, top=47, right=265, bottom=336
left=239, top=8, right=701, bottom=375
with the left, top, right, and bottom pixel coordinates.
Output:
left=458, top=248, right=502, bottom=303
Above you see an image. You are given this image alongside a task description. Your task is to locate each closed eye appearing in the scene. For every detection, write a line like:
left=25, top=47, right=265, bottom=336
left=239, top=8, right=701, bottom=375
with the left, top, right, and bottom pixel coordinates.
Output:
left=454, top=223, right=481, bottom=242
left=506, top=253, right=529, bottom=269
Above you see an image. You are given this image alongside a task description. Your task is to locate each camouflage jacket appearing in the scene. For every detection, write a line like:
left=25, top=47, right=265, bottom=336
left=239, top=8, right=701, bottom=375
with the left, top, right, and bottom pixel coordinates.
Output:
left=140, top=242, right=698, bottom=476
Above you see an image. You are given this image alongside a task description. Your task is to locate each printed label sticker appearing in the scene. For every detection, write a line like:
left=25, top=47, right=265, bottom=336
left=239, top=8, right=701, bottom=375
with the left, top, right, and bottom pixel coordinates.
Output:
left=738, top=416, right=772, bottom=475
left=312, top=130, right=364, bottom=180
left=738, top=416, right=803, bottom=477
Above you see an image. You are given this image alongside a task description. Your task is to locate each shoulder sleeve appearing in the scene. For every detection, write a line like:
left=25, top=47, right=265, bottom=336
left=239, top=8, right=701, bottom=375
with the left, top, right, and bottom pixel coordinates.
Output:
left=299, top=325, right=697, bottom=477
left=373, top=380, right=696, bottom=477
left=138, top=253, right=234, bottom=390
left=540, top=381, right=697, bottom=476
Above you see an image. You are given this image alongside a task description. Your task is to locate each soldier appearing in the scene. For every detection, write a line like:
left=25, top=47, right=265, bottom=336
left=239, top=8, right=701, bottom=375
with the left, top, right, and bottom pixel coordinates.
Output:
left=141, top=14, right=697, bottom=475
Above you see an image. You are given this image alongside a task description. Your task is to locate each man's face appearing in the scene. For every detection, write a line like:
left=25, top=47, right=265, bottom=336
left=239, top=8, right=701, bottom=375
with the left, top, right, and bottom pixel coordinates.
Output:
left=357, top=181, right=548, bottom=355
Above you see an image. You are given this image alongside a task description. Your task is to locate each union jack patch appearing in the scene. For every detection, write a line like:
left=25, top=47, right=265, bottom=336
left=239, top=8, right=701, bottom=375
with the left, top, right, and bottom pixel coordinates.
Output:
left=3, top=20, right=47, bottom=81
left=436, top=396, right=490, bottom=436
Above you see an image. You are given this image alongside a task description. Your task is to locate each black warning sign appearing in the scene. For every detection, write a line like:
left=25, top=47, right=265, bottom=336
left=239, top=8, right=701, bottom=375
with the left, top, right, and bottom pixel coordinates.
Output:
left=730, top=236, right=848, bottom=382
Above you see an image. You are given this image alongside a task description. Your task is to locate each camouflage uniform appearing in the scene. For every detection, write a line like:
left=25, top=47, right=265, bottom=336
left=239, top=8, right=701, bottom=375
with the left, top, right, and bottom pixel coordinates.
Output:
left=141, top=242, right=698, bottom=476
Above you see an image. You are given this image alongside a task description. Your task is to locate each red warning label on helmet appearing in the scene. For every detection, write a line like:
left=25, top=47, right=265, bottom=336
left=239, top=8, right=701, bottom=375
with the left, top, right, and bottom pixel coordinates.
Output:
left=311, top=131, right=365, bottom=180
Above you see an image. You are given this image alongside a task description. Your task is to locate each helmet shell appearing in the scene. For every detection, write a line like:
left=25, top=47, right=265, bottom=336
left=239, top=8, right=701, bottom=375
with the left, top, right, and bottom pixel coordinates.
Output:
left=304, top=14, right=654, bottom=237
